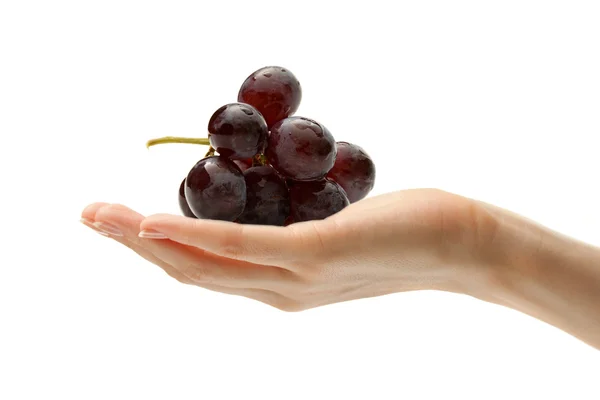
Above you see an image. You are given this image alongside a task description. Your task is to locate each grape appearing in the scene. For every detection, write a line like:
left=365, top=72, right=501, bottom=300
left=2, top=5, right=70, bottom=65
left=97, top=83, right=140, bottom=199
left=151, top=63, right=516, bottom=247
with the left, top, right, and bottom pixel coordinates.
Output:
left=266, top=117, right=337, bottom=181
left=237, top=66, right=302, bottom=128
left=326, top=142, right=376, bottom=203
left=233, top=158, right=253, bottom=172
left=149, top=67, right=378, bottom=226
left=184, top=156, right=247, bottom=221
left=237, top=166, right=290, bottom=226
left=289, top=179, right=349, bottom=222
left=208, top=103, right=268, bottom=159
left=178, top=178, right=197, bottom=218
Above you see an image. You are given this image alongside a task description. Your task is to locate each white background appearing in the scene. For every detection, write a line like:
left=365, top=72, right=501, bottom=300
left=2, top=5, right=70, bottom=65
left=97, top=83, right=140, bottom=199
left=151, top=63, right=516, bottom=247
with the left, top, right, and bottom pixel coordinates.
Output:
left=1, top=1, right=599, bottom=399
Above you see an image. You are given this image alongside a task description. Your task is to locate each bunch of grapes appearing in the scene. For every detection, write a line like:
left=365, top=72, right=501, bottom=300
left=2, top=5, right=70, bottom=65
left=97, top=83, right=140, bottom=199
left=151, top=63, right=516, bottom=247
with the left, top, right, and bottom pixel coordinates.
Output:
left=147, top=66, right=376, bottom=226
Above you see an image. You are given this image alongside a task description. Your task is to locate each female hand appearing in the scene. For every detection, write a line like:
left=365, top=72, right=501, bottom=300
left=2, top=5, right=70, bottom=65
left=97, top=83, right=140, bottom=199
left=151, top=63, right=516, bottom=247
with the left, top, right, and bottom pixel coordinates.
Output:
left=80, top=189, right=493, bottom=311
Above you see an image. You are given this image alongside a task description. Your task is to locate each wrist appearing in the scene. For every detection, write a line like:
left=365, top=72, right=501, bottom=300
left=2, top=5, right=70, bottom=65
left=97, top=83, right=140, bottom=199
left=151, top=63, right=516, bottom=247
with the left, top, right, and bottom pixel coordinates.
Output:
left=472, top=201, right=591, bottom=300
left=465, top=201, right=600, bottom=348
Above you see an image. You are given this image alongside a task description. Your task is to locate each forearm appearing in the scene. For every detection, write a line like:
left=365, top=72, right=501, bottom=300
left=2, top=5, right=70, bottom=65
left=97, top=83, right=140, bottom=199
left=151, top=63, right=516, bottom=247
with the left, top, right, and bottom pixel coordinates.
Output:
left=472, top=203, right=600, bottom=350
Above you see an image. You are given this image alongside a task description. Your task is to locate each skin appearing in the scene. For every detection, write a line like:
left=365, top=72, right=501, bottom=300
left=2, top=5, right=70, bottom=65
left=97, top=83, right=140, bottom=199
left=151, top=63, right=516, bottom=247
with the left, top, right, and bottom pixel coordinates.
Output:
left=80, top=188, right=600, bottom=350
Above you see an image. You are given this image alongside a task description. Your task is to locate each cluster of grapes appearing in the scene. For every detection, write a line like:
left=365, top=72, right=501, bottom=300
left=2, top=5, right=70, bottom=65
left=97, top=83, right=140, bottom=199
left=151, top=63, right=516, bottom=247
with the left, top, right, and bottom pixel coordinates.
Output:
left=146, top=66, right=376, bottom=226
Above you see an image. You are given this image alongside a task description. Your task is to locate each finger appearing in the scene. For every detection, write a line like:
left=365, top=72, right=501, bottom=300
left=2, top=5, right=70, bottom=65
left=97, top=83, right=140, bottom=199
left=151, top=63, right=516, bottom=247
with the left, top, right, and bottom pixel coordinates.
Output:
left=80, top=202, right=111, bottom=235
left=81, top=202, right=109, bottom=220
left=139, top=213, right=319, bottom=265
left=113, top=236, right=195, bottom=285
left=121, top=237, right=296, bottom=311
left=198, top=283, right=299, bottom=312
left=81, top=203, right=193, bottom=283
left=92, top=228, right=292, bottom=310
left=84, top=205, right=302, bottom=310
left=92, top=205, right=299, bottom=291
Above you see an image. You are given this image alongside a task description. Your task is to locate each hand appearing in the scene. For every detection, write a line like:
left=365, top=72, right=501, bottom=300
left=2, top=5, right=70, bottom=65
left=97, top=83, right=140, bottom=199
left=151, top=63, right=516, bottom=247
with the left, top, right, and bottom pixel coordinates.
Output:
left=80, top=189, right=495, bottom=311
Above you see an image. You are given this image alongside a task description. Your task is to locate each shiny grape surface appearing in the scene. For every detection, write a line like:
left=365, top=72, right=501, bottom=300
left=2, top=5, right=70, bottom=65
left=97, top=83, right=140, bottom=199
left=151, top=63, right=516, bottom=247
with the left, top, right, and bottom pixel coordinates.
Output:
left=208, top=103, right=268, bottom=159
left=184, top=156, right=246, bottom=221
left=326, top=141, right=376, bottom=203
left=266, top=117, right=336, bottom=181
left=237, top=66, right=302, bottom=128
left=152, top=65, right=377, bottom=225
left=178, top=178, right=197, bottom=218
left=237, top=166, right=290, bottom=226
left=289, top=179, right=349, bottom=222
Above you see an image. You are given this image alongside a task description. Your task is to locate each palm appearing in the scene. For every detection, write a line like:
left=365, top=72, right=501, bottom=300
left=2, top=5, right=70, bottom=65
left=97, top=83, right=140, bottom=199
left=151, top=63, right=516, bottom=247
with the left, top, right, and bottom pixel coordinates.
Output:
left=81, top=189, right=481, bottom=311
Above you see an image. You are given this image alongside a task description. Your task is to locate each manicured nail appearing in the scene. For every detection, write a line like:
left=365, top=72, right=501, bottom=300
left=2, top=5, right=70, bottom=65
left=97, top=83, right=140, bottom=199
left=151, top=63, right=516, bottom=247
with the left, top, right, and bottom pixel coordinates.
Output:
left=138, top=229, right=167, bottom=239
left=93, top=221, right=123, bottom=236
left=80, top=217, right=94, bottom=227
left=81, top=218, right=110, bottom=236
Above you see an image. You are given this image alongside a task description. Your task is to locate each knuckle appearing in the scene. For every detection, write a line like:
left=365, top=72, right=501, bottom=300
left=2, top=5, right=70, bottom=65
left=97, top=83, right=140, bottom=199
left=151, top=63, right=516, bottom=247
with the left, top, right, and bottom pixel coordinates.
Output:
left=218, top=224, right=245, bottom=259
left=288, top=224, right=315, bottom=248
left=290, top=220, right=338, bottom=259
left=221, top=244, right=244, bottom=260
left=306, top=222, right=327, bottom=254
left=281, top=228, right=318, bottom=261
left=179, top=219, right=202, bottom=245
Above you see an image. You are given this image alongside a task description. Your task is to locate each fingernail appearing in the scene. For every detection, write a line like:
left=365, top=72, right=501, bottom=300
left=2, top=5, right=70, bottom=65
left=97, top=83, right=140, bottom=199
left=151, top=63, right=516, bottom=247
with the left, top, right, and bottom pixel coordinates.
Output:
left=80, top=217, right=95, bottom=227
left=138, top=229, right=167, bottom=239
left=81, top=218, right=110, bottom=237
left=93, top=221, right=123, bottom=236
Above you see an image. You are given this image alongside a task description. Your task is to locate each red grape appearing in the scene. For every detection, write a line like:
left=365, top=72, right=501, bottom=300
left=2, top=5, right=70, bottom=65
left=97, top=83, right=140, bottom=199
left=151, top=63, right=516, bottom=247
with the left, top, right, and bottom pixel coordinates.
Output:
left=266, top=117, right=336, bottom=181
left=289, top=179, right=349, bottom=222
left=208, top=103, right=268, bottom=159
left=237, top=166, right=290, bottom=226
left=326, top=142, right=376, bottom=203
left=237, top=66, right=302, bottom=128
left=155, top=67, right=378, bottom=227
left=178, top=178, right=197, bottom=218
left=184, top=156, right=246, bottom=221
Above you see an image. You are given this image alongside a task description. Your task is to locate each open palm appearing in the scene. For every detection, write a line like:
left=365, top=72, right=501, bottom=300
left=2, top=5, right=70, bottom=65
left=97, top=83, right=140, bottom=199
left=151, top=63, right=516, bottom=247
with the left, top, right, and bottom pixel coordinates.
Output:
left=81, top=189, right=490, bottom=311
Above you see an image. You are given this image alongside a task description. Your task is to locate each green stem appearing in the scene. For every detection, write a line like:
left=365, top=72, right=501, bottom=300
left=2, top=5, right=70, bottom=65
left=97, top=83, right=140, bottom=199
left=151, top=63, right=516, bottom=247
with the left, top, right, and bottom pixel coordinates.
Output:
left=252, top=153, right=268, bottom=166
left=146, top=136, right=210, bottom=148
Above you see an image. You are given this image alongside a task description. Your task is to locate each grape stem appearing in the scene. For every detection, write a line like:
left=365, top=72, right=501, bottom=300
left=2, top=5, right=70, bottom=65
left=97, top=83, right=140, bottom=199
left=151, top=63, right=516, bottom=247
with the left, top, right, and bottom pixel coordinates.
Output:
left=146, top=136, right=210, bottom=148
left=253, top=153, right=268, bottom=167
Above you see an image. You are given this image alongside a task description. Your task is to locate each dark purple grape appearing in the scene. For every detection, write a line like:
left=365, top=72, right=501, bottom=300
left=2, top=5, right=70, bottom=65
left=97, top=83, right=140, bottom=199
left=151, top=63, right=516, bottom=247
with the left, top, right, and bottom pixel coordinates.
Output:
left=266, top=117, right=336, bottom=181
left=208, top=103, right=268, bottom=159
left=233, top=158, right=253, bottom=172
left=289, top=179, right=349, bottom=222
left=238, top=66, right=302, bottom=128
left=237, top=166, right=290, bottom=226
left=184, top=156, right=246, bottom=221
left=326, top=142, right=376, bottom=203
left=178, top=178, right=197, bottom=218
